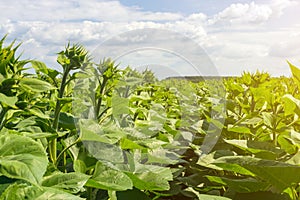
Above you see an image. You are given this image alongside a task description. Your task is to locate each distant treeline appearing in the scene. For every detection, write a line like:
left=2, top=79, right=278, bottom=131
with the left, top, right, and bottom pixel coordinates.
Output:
left=165, top=76, right=235, bottom=82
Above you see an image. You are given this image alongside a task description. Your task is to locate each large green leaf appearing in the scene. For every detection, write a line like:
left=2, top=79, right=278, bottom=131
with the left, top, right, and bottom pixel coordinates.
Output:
left=31, top=60, right=60, bottom=81
left=286, top=150, right=300, bottom=165
left=58, top=112, right=76, bottom=130
left=31, top=60, right=49, bottom=75
left=79, top=120, right=118, bottom=144
left=120, top=138, right=144, bottom=150
left=214, top=156, right=300, bottom=192
left=125, top=163, right=173, bottom=191
left=278, top=133, right=298, bottom=154
left=262, top=112, right=275, bottom=129
left=227, top=126, right=251, bottom=134
left=28, top=108, right=50, bottom=119
left=224, top=140, right=280, bottom=159
left=79, top=120, right=124, bottom=163
left=206, top=176, right=270, bottom=193
left=0, top=134, right=48, bottom=185
left=42, top=172, right=90, bottom=193
left=85, top=161, right=133, bottom=191
left=112, top=95, right=130, bottom=118
left=0, top=183, right=84, bottom=200
left=288, top=61, right=300, bottom=83
left=282, top=94, right=300, bottom=116
left=19, top=77, right=55, bottom=93
left=0, top=93, right=17, bottom=108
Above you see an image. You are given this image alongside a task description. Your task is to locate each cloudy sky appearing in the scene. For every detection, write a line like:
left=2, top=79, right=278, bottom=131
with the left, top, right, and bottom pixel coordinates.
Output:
left=1, top=0, right=300, bottom=77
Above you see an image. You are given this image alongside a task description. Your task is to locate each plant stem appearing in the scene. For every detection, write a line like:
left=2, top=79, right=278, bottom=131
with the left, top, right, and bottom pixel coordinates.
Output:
left=53, top=68, right=70, bottom=129
left=95, top=77, right=108, bottom=120
left=55, top=138, right=81, bottom=167
left=50, top=68, right=70, bottom=164
left=87, top=187, right=93, bottom=200
left=273, top=130, right=277, bottom=146
left=0, top=107, right=8, bottom=131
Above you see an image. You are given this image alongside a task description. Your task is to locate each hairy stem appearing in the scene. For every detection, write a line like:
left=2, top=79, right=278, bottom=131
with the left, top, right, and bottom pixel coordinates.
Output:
left=50, top=68, right=70, bottom=164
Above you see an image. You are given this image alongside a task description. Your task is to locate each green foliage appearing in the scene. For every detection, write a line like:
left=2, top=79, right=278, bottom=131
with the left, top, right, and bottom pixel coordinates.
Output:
left=2, top=35, right=300, bottom=199
left=0, top=134, right=48, bottom=185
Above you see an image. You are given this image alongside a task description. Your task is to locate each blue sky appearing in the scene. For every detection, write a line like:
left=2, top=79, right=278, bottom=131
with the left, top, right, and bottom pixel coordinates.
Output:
left=0, top=0, right=300, bottom=77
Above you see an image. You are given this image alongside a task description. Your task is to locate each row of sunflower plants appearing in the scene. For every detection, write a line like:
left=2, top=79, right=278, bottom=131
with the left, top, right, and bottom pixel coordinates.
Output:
left=0, top=36, right=219, bottom=199
left=2, top=34, right=300, bottom=200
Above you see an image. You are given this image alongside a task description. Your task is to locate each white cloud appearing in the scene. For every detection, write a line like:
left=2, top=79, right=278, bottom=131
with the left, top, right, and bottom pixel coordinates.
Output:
left=208, top=0, right=297, bottom=26
left=186, top=13, right=207, bottom=23
left=1, top=0, right=300, bottom=76
left=269, top=29, right=300, bottom=57
left=209, top=2, right=273, bottom=25
left=270, top=0, right=298, bottom=17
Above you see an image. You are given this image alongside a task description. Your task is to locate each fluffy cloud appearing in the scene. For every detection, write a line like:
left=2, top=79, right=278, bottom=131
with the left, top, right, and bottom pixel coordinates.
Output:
left=209, top=2, right=273, bottom=25
left=0, top=0, right=300, bottom=76
left=208, top=0, right=297, bottom=26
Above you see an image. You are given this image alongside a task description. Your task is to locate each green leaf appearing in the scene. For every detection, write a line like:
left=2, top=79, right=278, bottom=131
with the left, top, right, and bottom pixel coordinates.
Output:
left=146, top=149, right=179, bottom=165
left=286, top=150, right=300, bottom=165
left=0, top=134, right=48, bottom=185
left=197, top=151, right=235, bottom=170
left=22, top=132, right=56, bottom=139
left=31, top=60, right=49, bottom=75
left=80, top=127, right=113, bottom=144
left=28, top=108, right=50, bottom=119
left=206, top=176, right=270, bottom=193
left=79, top=120, right=124, bottom=163
left=282, top=94, right=300, bottom=116
left=79, top=120, right=117, bottom=144
left=31, top=60, right=60, bottom=81
left=288, top=61, right=300, bottom=83
left=291, top=130, right=300, bottom=144
left=73, top=160, right=87, bottom=173
left=14, top=116, right=36, bottom=129
left=224, top=140, right=279, bottom=159
left=227, top=126, right=251, bottom=134
left=278, top=134, right=298, bottom=154
left=0, top=93, right=17, bottom=108
left=125, top=163, right=173, bottom=191
left=262, top=112, right=275, bottom=128
left=58, top=112, right=76, bottom=130
left=0, top=183, right=84, bottom=200
left=42, top=172, right=90, bottom=193
left=112, top=95, right=130, bottom=118
left=19, top=77, right=55, bottom=93
left=120, top=138, right=144, bottom=150
left=214, top=156, right=300, bottom=192
left=85, top=161, right=133, bottom=191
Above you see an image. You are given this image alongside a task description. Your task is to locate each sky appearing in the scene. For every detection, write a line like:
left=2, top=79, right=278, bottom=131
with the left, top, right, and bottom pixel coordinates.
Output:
left=1, top=0, right=300, bottom=77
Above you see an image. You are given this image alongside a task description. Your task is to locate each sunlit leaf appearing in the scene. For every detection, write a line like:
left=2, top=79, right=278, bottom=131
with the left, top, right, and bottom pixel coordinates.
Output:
left=0, top=134, right=48, bottom=185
